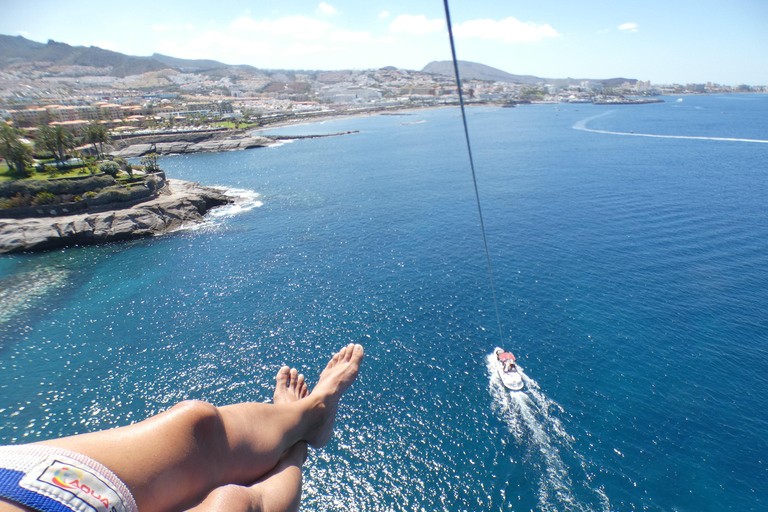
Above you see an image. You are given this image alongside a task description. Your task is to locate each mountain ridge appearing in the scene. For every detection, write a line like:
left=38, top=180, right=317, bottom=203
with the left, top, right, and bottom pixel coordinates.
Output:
left=1, top=34, right=638, bottom=86
left=422, top=60, right=638, bottom=87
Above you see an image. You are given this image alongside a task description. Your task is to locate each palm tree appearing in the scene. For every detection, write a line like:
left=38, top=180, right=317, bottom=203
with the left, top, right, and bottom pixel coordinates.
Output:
left=0, top=122, right=16, bottom=159
left=6, top=140, right=34, bottom=176
left=83, top=123, right=110, bottom=159
left=38, top=125, right=75, bottom=169
left=1, top=123, right=33, bottom=177
left=82, top=123, right=100, bottom=158
left=95, top=124, right=110, bottom=158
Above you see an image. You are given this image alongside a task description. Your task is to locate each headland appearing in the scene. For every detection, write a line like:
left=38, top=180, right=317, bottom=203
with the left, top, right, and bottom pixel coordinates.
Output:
left=0, top=178, right=230, bottom=253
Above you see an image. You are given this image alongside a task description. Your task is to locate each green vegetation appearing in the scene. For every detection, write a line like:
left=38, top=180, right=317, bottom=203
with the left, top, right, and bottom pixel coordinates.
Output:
left=520, top=86, right=546, bottom=100
left=0, top=117, right=167, bottom=214
left=0, top=123, right=34, bottom=177
left=33, top=191, right=56, bottom=205
left=1, top=166, right=90, bottom=182
left=36, top=125, right=76, bottom=169
left=0, top=172, right=164, bottom=211
left=140, top=152, right=160, bottom=173
left=98, top=160, right=121, bottom=177
left=82, top=123, right=110, bottom=159
left=0, top=119, right=129, bottom=183
left=214, top=121, right=263, bottom=129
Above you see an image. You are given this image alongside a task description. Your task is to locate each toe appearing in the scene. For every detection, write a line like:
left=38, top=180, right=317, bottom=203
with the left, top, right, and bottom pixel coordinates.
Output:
left=276, top=365, right=290, bottom=384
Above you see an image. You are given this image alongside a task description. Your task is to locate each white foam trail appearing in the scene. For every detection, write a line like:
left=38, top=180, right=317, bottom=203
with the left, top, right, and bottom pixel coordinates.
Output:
left=573, top=112, right=768, bottom=144
left=487, top=351, right=610, bottom=512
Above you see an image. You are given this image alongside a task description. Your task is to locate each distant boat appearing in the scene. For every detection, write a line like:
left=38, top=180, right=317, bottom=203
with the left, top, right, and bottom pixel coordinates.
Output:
left=494, top=348, right=524, bottom=391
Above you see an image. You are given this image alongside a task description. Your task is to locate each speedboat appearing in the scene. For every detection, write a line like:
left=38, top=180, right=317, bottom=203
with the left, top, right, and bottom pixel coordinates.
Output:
left=494, top=348, right=524, bottom=391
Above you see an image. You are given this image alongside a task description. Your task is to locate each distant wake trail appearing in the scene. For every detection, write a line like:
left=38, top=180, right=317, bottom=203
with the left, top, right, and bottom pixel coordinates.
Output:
left=573, top=112, right=768, bottom=144
left=487, top=352, right=610, bottom=512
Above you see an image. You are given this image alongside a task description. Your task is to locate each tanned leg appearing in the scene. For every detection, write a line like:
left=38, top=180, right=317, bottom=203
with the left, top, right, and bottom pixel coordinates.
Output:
left=184, top=366, right=310, bottom=512
left=10, top=344, right=365, bottom=512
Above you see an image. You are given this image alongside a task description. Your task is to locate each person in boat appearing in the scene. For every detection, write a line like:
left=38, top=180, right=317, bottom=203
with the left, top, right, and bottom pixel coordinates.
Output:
left=0, top=344, right=364, bottom=512
left=497, top=351, right=516, bottom=372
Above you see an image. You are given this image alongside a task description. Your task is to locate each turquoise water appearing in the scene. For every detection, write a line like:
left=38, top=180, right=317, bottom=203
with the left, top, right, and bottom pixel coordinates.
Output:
left=1, top=95, right=767, bottom=511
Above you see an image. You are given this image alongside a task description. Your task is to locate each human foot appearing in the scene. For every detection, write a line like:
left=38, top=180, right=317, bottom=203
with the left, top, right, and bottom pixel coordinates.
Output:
left=304, top=343, right=364, bottom=448
left=274, top=366, right=308, bottom=404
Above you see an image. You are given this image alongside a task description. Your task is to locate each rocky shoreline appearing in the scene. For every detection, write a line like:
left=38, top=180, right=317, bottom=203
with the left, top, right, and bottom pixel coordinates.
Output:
left=0, top=179, right=231, bottom=253
left=1, top=129, right=360, bottom=253
left=109, top=130, right=358, bottom=158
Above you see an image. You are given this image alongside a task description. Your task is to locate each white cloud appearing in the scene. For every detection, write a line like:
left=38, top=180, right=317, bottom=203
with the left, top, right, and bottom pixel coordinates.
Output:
left=390, top=14, right=444, bottom=35
left=328, top=30, right=397, bottom=44
left=452, top=17, right=559, bottom=43
left=619, top=22, right=639, bottom=32
left=159, top=31, right=272, bottom=62
left=285, top=42, right=331, bottom=57
left=379, top=11, right=390, bottom=18
left=329, top=30, right=373, bottom=43
left=230, top=17, right=259, bottom=30
left=230, top=15, right=331, bottom=40
left=318, top=2, right=336, bottom=15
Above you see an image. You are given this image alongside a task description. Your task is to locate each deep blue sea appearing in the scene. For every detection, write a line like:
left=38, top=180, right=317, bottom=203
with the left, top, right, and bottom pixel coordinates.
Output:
left=1, top=94, right=767, bottom=512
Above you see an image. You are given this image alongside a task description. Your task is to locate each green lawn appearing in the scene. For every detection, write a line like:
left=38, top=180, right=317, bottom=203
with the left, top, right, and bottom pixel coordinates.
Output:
left=0, top=166, right=93, bottom=182
left=213, top=121, right=263, bottom=129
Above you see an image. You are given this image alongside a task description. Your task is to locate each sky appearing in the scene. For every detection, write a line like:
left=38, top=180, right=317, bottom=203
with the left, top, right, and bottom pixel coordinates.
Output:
left=1, top=0, right=767, bottom=86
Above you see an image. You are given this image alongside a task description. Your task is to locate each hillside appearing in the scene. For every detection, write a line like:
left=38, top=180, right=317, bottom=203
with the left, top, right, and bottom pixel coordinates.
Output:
left=1, top=34, right=639, bottom=88
left=149, top=53, right=230, bottom=73
left=0, top=35, right=238, bottom=77
left=422, top=60, right=638, bottom=87
left=422, top=60, right=543, bottom=84
left=0, top=35, right=174, bottom=77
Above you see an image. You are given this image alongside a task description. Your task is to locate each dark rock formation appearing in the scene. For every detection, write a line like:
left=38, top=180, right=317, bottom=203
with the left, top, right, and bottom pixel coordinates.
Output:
left=111, top=135, right=273, bottom=158
left=0, top=180, right=231, bottom=253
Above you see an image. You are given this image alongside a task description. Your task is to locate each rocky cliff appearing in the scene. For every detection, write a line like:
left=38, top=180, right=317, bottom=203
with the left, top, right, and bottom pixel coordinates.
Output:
left=0, top=180, right=231, bottom=253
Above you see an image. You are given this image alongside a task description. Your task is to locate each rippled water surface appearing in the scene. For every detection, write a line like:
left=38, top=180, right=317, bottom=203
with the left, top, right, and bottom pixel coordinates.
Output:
left=2, top=95, right=767, bottom=511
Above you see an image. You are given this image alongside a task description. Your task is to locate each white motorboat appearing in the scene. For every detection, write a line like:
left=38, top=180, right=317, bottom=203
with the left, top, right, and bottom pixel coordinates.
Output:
left=494, top=348, right=524, bottom=391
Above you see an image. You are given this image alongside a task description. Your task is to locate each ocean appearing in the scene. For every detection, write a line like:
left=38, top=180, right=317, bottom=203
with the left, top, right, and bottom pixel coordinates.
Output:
left=1, top=94, right=766, bottom=511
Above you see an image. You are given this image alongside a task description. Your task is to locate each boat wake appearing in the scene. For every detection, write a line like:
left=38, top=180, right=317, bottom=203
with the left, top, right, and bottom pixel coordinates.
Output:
left=574, top=112, right=768, bottom=144
left=486, top=353, right=609, bottom=512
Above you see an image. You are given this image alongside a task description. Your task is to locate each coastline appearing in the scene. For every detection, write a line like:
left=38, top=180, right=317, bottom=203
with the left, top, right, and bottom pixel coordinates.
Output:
left=0, top=179, right=231, bottom=254
left=110, top=129, right=361, bottom=158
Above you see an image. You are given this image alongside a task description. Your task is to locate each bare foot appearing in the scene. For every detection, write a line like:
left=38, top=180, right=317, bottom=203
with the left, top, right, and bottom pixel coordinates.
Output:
left=304, top=343, right=364, bottom=448
left=274, top=366, right=308, bottom=404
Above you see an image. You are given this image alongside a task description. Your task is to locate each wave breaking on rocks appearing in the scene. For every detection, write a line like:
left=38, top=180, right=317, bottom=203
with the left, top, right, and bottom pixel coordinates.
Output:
left=0, top=179, right=232, bottom=253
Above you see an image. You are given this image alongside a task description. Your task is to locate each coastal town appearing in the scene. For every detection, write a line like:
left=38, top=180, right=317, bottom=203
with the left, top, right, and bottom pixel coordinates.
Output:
left=3, top=64, right=763, bottom=135
left=1, top=34, right=766, bottom=253
left=1, top=36, right=765, bottom=138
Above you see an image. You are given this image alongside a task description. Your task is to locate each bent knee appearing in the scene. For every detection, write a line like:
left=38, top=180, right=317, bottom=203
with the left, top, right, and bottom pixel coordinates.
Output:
left=169, top=400, right=227, bottom=447
left=171, top=399, right=220, bottom=421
